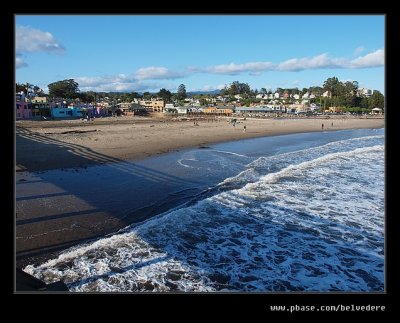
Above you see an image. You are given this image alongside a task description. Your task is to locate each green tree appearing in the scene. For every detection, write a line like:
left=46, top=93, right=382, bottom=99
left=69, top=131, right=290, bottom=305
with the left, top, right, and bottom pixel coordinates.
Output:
left=368, top=91, right=384, bottom=110
left=16, top=83, right=26, bottom=94
left=230, top=81, right=239, bottom=95
left=157, top=88, right=172, bottom=103
left=16, top=83, right=46, bottom=96
left=323, top=77, right=341, bottom=97
left=143, top=92, right=151, bottom=100
left=200, top=98, right=208, bottom=106
left=33, top=85, right=43, bottom=95
left=220, top=87, right=229, bottom=96
left=177, top=84, right=187, bottom=100
left=48, top=79, right=80, bottom=98
left=130, top=92, right=141, bottom=99
left=78, top=92, right=93, bottom=103
left=226, top=81, right=252, bottom=96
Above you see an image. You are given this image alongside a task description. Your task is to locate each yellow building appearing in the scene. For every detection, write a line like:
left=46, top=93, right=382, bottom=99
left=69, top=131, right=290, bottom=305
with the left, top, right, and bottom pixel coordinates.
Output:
left=203, top=107, right=233, bottom=115
left=326, top=106, right=344, bottom=113
left=31, top=96, right=47, bottom=104
left=139, top=100, right=165, bottom=112
left=217, top=108, right=233, bottom=115
left=203, top=107, right=217, bottom=114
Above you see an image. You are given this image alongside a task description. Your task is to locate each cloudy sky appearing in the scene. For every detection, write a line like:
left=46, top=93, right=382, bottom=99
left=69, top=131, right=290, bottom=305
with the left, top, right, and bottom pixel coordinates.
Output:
left=15, top=15, right=384, bottom=93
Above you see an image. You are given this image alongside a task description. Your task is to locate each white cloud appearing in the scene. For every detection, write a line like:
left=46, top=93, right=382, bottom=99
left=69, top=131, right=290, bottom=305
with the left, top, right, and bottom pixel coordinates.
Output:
left=70, top=49, right=383, bottom=92
left=217, top=84, right=226, bottom=90
left=75, top=74, right=165, bottom=92
left=16, top=25, right=65, bottom=53
left=16, top=56, right=27, bottom=69
left=134, top=67, right=185, bottom=80
left=193, top=50, right=384, bottom=76
left=354, top=46, right=366, bottom=56
left=199, top=84, right=226, bottom=91
left=277, top=50, right=384, bottom=71
left=205, top=62, right=275, bottom=75
left=76, top=75, right=130, bottom=87
left=278, top=53, right=349, bottom=71
left=350, top=49, right=384, bottom=68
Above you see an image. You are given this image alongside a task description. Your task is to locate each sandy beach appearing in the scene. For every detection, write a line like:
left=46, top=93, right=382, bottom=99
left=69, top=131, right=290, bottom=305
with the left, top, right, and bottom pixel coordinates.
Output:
left=16, top=116, right=384, bottom=268
left=16, top=115, right=384, bottom=172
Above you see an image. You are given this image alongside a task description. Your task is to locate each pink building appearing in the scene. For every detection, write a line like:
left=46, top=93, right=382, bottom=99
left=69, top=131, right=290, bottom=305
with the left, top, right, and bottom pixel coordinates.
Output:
left=16, top=95, right=32, bottom=119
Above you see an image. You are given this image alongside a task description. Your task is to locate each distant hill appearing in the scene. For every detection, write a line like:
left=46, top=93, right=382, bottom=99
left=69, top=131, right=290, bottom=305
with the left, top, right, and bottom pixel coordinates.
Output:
left=187, top=89, right=221, bottom=96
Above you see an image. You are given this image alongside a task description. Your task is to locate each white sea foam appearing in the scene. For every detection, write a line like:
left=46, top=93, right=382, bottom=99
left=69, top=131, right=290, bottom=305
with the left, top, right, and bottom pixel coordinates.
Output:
left=25, top=131, right=384, bottom=292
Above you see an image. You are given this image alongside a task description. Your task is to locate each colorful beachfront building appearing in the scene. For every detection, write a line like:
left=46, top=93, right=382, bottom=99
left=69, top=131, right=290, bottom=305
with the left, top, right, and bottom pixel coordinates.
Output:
left=16, top=93, right=32, bottom=119
left=203, top=106, right=233, bottom=115
left=16, top=101, right=32, bottom=119
left=51, top=106, right=84, bottom=118
left=139, top=99, right=165, bottom=112
left=31, top=96, right=51, bottom=118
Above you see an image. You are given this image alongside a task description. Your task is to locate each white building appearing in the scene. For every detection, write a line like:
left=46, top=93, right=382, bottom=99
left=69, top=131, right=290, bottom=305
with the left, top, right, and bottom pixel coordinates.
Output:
left=322, top=91, right=331, bottom=98
left=358, top=88, right=374, bottom=97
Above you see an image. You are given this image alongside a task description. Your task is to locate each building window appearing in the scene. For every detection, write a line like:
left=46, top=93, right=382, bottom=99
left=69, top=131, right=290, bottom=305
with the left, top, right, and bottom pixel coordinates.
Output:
left=16, top=104, right=20, bottom=110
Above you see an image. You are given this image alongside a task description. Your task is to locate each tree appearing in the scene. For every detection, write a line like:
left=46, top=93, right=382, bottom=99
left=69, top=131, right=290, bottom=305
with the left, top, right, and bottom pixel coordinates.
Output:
left=48, top=79, right=80, bottom=98
left=323, top=77, right=341, bottom=97
left=16, top=83, right=26, bottom=94
left=226, top=81, right=252, bottom=96
left=143, top=92, right=151, bottom=100
left=157, top=88, right=172, bottom=103
left=33, top=85, right=44, bottom=96
left=16, top=83, right=45, bottom=96
left=260, top=87, right=267, bottom=94
left=230, top=81, right=239, bottom=95
left=220, top=87, right=229, bottom=96
left=368, top=91, right=384, bottom=110
left=79, top=92, right=95, bottom=103
left=177, top=84, right=187, bottom=100
left=130, top=92, right=141, bottom=99
left=199, top=98, right=208, bottom=106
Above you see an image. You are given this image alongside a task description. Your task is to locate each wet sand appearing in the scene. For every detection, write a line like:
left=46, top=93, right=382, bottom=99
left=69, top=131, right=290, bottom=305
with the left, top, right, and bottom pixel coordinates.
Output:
left=15, top=116, right=384, bottom=267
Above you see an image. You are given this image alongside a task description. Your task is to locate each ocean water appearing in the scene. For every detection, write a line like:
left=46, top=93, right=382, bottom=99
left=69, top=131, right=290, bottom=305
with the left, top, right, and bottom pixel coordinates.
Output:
left=24, top=128, right=384, bottom=292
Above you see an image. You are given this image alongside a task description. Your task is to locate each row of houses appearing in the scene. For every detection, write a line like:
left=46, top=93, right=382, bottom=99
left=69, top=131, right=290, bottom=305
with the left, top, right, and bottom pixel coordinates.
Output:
left=164, top=104, right=291, bottom=115
left=15, top=93, right=159, bottom=120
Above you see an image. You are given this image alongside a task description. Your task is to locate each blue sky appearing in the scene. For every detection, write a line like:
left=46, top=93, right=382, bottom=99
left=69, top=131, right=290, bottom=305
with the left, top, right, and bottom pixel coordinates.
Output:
left=16, top=15, right=385, bottom=94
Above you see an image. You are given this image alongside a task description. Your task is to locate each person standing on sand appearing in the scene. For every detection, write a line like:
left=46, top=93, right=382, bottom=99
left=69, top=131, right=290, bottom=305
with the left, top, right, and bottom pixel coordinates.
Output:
left=332, top=122, right=333, bottom=127
left=322, top=123, right=324, bottom=129
left=243, top=125, right=247, bottom=133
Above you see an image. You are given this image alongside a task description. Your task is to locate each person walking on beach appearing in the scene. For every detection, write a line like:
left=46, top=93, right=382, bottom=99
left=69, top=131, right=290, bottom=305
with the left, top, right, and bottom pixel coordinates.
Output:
left=331, top=122, right=333, bottom=127
left=243, top=125, right=247, bottom=133
left=321, top=123, right=324, bottom=129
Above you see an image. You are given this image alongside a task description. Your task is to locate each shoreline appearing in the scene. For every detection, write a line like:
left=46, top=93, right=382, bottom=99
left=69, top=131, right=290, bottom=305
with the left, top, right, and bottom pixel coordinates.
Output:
left=16, top=116, right=384, bottom=172
left=16, top=117, right=384, bottom=268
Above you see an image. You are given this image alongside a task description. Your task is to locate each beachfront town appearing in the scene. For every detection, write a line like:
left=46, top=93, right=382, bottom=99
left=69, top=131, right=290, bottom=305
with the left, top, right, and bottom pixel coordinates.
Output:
left=16, top=77, right=384, bottom=120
